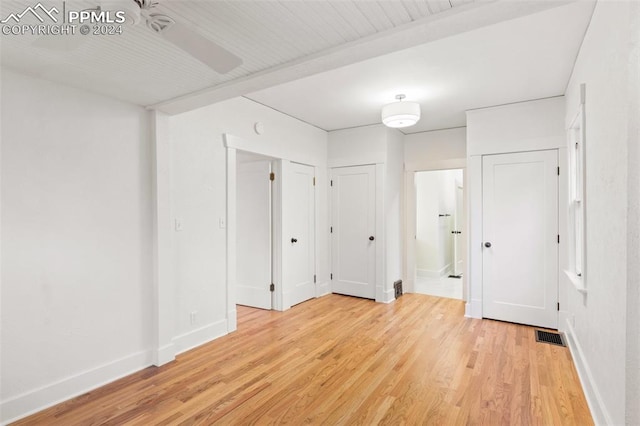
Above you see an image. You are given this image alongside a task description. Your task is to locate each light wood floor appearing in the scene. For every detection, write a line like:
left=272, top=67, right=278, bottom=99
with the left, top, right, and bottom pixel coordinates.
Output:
left=15, top=294, right=592, bottom=425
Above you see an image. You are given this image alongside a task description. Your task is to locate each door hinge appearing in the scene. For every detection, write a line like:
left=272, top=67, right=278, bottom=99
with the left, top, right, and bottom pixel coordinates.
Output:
left=270, top=283, right=275, bottom=292
left=330, top=180, right=333, bottom=186
left=313, top=274, right=316, bottom=283
left=330, top=273, right=333, bottom=280
left=313, top=177, right=316, bottom=186
left=557, top=234, right=560, bottom=244
left=557, top=302, right=560, bottom=311
left=330, top=226, right=333, bottom=233
left=557, top=166, right=560, bottom=176
left=269, top=172, right=275, bottom=181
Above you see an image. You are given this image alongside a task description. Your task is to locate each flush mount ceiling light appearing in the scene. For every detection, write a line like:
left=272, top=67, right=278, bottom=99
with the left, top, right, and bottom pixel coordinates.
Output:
left=381, top=94, right=421, bottom=128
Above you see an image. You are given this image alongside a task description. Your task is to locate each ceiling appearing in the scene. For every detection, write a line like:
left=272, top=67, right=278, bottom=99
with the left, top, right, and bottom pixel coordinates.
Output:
left=0, top=0, right=473, bottom=105
left=247, top=1, right=595, bottom=133
left=0, top=0, right=594, bottom=133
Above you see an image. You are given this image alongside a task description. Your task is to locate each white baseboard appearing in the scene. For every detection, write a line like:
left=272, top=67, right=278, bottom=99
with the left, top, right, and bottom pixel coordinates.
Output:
left=417, top=264, right=451, bottom=279
left=1, top=349, right=152, bottom=425
left=227, top=308, right=237, bottom=333
left=381, top=287, right=396, bottom=303
left=152, top=342, right=176, bottom=367
left=468, top=298, right=482, bottom=319
left=564, top=319, right=612, bottom=426
left=172, top=319, right=229, bottom=356
left=464, top=302, right=472, bottom=318
left=316, top=281, right=331, bottom=297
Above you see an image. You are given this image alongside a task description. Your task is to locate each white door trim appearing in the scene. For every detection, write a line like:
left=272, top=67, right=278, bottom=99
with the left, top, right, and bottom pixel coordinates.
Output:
left=481, top=149, right=559, bottom=329
left=224, top=135, right=285, bottom=311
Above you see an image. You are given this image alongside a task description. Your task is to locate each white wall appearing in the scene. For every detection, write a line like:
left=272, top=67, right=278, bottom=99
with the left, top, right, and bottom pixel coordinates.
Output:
left=327, top=125, right=403, bottom=302
left=384, top=128, right=404, bottom=299
left=328, top=124, right=387, bottom=167
left=562, top=2, right=637, bottom=424
left=627, top=3, right=640, bottom=424
left=404, top=127, right=466, bottom=170
left=465, top=97, right=565, bottom=320
left=403, top=127, right=467, bottom=294
left=1, top=70, right=153, bottom=423
left=168, top=97, right=328, bottom=351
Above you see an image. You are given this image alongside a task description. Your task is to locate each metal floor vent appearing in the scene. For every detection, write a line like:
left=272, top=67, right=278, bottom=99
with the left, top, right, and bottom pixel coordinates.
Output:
left=535, top=330, right=566, bottom=347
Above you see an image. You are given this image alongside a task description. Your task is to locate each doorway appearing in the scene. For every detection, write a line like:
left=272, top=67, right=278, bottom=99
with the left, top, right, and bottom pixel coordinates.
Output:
left=236, top=151, right=277, bottom=310
left=283, top=162, right=316, bottom=307
left=414, top=169, right=464, bottom=300
left=330, top=165, right=377, bottom=300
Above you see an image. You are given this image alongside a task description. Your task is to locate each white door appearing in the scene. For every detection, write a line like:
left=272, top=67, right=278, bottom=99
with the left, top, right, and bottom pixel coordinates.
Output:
left=283, top=162, right=315, bottom=307
left=236, top=160, right=272, bottom=309
left=331, top=165, right=376, bottom=299
left=482, top=150, right=558, bottom=329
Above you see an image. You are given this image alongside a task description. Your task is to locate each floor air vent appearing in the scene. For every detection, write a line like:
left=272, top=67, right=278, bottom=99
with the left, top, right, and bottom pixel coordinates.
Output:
left=535, top=330, right=566, bottom=347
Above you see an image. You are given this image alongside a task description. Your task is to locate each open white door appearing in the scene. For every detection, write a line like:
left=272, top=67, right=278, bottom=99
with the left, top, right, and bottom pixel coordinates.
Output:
left=331, top=165, right=376, bottom=299
left=482, top=150, right=558, bottom=329
left=283, top=162, right=316, bottom=307
left=236, top=159, right=272, bottom=309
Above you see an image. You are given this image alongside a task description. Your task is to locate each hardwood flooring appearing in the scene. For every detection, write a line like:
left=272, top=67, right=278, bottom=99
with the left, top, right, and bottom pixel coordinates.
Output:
left=14, top=294, right=592, bottom=425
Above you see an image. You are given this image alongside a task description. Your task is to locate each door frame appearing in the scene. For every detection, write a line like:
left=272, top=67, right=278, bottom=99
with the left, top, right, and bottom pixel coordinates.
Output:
left=225, top=137, right=286, bottom=313
left=236, top=155, right=275, bottom=310
left=467, top=147, right=568, bottom=321
left=225, top=134, right=320, bottom=313
left=329, top=164, right=385, bottom=302
left=404, top=159, right=468, bottom=301
left=480, top=149, right=559, bottom=328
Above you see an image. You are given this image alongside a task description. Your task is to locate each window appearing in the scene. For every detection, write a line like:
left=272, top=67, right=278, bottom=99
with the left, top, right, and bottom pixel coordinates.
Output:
left=568, top=100, right=586, bottom=290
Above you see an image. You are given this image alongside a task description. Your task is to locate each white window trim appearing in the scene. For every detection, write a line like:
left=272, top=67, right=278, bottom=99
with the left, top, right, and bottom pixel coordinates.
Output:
left=566, top=98, right=587, bottom=294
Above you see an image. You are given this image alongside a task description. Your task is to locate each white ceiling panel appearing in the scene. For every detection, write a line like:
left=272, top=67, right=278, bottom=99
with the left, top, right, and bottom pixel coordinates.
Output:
left=246, top=1, right=595, bottom=133
left=0, top=0, right=460, bottom=106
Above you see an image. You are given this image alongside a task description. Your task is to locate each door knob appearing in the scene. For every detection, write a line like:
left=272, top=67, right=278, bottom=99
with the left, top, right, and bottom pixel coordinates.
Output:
left=484, top=242, right=492, bottom=248
left=291, top=238, right=298, bottom=243
left=369, top=236, right=375, bottom=241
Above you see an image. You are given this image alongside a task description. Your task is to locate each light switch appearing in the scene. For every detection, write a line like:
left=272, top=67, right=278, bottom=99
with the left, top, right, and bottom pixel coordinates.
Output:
left=175, top=218, right=183, bottom=231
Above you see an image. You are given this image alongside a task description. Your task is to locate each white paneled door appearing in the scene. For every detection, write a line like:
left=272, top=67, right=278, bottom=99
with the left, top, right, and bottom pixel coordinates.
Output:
left=482, top=150, right=558, bottom=329
left=236, top=160, right=272, bottom=310
left=331, top=165, right=376, bottom=299
left=284, top=162, right=316, bottom=307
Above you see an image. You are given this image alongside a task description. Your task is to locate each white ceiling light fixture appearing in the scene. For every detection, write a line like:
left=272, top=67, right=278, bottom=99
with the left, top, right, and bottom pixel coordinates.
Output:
left=381, top=94, right=421, bottom=128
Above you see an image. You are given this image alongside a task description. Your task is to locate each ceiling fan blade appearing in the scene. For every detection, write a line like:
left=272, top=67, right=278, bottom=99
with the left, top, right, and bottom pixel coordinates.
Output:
left=159, top=21, right=242, bottom=74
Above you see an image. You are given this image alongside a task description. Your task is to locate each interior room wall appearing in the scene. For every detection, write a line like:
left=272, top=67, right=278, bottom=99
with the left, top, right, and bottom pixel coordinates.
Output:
left=384, top=128, right=404, bottom=300
left=1, top=70, right=154, bottom=423
left=327, top=124, right=404, bottom=302
left=626, top=3, right=640, bottom=424
left=562, top=2, right=636, bottom=424
left=465, top=96, right=565, bottom=320
left=404, top=127, right=466, bottom=170
left=403, top=127, right=467, bottom=294
left=168, top=97, right=328, bottom=351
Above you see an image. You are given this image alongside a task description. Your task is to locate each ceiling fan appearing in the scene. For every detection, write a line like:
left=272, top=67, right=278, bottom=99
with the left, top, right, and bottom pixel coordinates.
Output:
left=34, top=0, right=243, bottom=74
left=126, top=0, right=243, bottom=74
